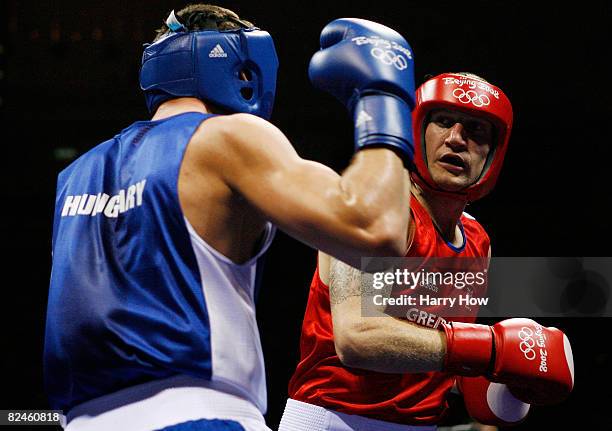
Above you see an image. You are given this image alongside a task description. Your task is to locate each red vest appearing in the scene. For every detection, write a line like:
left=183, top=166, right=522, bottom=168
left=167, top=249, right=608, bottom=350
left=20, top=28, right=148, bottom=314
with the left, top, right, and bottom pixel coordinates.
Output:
left=288, top=196, right=490, bottom=425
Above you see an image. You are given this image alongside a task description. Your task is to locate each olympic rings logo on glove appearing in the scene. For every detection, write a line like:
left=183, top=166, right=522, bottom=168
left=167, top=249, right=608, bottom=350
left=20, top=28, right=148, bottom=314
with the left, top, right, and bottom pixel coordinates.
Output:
left=452, top=88, right=491, bottom=107
left=370, top=48, right=408, bottom=71
left=518, top=326, right=537, bottom=361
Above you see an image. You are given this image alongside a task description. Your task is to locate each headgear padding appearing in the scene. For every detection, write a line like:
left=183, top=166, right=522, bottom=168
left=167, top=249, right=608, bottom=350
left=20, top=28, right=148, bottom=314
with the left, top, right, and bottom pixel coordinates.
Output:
left=140, top=24, right=278, bottom=119
left=412, top=73, right=513, bottom=201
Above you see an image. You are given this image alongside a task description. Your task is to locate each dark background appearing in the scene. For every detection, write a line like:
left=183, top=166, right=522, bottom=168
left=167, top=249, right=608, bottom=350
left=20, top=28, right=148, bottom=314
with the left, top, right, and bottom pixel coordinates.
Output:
left=1, top=0, right=611, bottom=429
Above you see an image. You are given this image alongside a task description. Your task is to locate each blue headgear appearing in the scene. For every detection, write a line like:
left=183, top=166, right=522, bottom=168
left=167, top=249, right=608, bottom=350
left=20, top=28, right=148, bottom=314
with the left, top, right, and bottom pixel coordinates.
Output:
left=140, top=10, right=279, bottom=119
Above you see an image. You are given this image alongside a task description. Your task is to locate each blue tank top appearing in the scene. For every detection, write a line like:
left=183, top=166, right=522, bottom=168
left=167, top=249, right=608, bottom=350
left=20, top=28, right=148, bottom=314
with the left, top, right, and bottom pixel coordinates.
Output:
left=44, top=112, right=274, bottom=413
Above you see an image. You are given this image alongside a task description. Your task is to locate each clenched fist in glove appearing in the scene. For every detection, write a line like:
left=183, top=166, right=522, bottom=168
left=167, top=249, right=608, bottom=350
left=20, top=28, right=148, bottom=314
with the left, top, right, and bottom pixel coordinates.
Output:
left=309, top=18, right=416, bottom=164
left=443, top=318, right=574, bottom=405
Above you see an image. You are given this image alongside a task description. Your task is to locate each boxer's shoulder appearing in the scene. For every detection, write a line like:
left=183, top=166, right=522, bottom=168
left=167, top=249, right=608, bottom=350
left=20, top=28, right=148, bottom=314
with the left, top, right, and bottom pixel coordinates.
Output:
left=461, top=211, right=476, bottom=221
left=460, top=211, right=490, bottom=252
left=191, top=113, right=276, bottom=148
left=185, top=112, right=306, bottom=202
left=184, top=113, right=287, bottom=171
left=460, top=211, right=487, bottom=234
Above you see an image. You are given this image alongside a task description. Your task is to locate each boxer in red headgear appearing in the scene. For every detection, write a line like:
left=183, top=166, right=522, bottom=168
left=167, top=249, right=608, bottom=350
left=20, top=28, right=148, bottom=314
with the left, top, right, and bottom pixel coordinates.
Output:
left=280, top=73, right=574, bottom=431
left=411, top=73, right=512, bottom=201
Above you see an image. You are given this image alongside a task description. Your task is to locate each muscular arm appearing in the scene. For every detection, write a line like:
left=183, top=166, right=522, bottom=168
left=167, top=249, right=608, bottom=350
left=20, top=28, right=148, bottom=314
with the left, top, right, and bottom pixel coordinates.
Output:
left=323, top=252, right=446, bottom=373
left=193, top=114, right=411, bottom=267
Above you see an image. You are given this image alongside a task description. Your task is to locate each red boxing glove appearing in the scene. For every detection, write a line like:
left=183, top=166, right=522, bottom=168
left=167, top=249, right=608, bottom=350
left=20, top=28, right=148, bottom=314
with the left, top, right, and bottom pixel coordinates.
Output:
left=443, top=318, right=574, bottom=405
left=458, top=376, right=529, bottom=427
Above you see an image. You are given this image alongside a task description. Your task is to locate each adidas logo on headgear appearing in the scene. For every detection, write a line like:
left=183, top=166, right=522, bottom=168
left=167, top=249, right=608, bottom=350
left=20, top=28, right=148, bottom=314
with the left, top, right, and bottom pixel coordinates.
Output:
left=209, top=44, right=228, bottom=58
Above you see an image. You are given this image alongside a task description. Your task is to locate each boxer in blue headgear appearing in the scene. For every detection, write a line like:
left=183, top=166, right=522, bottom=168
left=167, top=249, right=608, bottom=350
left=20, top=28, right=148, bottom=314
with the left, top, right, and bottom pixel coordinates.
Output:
left=45, top=4, right=418, bottom=430
left=140, top=9, right=278, bottom=119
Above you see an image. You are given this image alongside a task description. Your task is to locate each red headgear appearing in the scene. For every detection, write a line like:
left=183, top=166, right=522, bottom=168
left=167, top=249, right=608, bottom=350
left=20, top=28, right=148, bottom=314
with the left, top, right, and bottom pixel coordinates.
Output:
left=411, top=73, right=513, bottom=201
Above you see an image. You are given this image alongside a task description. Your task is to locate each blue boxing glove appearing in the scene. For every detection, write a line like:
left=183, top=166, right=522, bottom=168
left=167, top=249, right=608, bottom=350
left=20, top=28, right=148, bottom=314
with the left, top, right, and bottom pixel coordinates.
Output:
left=309, top=18, right=415, bottom=164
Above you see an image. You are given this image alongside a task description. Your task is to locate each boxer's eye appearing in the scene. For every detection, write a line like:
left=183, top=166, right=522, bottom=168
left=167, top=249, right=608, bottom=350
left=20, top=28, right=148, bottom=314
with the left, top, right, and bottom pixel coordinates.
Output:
left=465, top=120, right=492, bottom=139
left=433, top=115, right=455, bottom=128
left=465, top=121, right=484, bottom=133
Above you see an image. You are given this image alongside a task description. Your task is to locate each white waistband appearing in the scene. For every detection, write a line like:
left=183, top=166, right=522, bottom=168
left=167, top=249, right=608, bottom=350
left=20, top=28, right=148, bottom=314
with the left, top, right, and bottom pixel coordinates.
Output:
left=64, top=375, right=271, bottom=431
left=279, top=399, right=437, bottom=431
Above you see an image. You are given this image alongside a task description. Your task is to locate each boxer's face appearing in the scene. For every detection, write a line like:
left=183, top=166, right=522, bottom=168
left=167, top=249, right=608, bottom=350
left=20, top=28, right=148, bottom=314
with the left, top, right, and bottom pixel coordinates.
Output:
left=424, top=109, right=493, bottom=192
